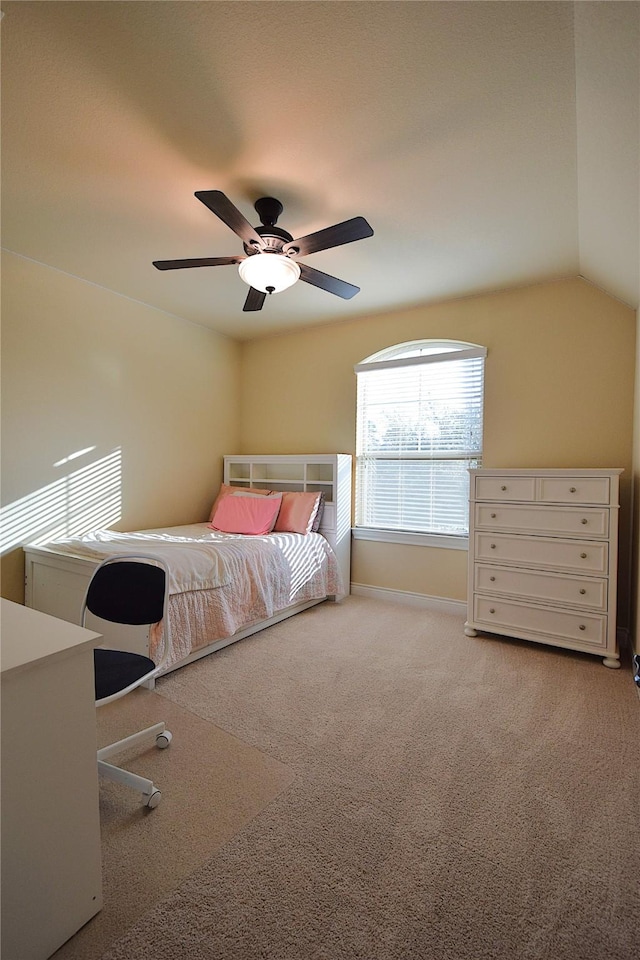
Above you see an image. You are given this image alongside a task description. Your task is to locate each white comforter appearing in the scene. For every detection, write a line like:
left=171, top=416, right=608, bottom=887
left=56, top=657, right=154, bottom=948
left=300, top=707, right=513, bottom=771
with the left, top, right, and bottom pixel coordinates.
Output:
left=42, top=524, right=343, bottom=671
left=44, top=523, right=341, bottom=598
left=43, top=524, right=235, bottom=593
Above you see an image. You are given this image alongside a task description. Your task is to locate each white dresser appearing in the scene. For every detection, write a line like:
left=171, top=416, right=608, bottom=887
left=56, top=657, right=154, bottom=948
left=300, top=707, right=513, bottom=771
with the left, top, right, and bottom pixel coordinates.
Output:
left=464, top=468, right=623, bottom=668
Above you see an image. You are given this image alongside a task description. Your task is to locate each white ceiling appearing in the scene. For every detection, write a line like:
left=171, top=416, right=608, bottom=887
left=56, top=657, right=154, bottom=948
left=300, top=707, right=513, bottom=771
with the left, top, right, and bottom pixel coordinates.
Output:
left=2, top=1, right=638, bottom=340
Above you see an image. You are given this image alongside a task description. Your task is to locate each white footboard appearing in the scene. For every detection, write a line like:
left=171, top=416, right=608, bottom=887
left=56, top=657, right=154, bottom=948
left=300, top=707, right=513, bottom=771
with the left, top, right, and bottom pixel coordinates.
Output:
left=25, top=547, right=96, bottom=624
left=24, top=547, right=152, bottom=656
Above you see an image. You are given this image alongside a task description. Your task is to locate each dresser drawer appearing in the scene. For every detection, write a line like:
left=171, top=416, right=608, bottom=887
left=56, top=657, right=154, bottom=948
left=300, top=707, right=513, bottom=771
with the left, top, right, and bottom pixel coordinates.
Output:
left=474, top=476, right=536, bottom=502
left=474, top=532, right=609, bottom=576
left=538, top=476, right=610, bottom=505
left=474, top=503, right=609, bottom=538
left=473, top=595, right=607, bottom=649
left=474, top=564, right=607, bottom=611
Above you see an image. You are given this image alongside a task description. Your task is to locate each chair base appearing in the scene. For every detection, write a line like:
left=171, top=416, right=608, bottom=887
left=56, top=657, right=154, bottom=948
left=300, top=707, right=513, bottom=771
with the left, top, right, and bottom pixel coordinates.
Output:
left=98, top=721, right=172, bottom=808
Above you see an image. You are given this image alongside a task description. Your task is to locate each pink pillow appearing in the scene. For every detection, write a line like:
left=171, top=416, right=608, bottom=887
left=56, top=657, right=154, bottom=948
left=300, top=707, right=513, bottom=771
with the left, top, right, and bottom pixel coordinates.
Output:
left=208, top=483, right=272, bottom=521
left=209, top=493, right=282, bottom=535
left=273, top=491, right=323, bottom=535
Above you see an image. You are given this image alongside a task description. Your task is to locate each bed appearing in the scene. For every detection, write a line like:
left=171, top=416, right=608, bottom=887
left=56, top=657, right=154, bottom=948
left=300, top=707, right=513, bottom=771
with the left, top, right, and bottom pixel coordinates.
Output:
left=24, top=454, right=352, bottom=675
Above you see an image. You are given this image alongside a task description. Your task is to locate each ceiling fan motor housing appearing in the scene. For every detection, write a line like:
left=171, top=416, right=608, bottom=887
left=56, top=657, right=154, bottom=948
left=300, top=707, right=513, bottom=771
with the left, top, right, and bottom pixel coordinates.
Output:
left=244, top=197, right=295, bottom=256
left=245, top=225, right=295, bottom=255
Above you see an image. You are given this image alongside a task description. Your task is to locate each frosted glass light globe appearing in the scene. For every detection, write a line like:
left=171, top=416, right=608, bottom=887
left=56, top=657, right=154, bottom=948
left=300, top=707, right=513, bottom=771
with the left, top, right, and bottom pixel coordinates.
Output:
left=238, top=253, right=300, bottom=294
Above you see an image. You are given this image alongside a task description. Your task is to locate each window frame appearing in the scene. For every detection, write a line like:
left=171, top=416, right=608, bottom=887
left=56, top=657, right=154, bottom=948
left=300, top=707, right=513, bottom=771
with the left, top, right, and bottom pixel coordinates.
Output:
left=353, top=339, right=487, bottom=549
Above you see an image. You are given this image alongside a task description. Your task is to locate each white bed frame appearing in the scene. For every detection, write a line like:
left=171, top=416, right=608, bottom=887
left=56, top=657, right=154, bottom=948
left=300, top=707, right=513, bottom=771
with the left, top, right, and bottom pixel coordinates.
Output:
left=24, top=454, right=352, bottom=675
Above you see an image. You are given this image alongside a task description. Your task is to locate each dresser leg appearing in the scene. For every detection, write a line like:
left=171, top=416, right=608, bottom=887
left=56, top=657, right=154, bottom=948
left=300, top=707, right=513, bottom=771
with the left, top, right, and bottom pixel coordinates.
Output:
left=602, top=656, right=621, bottom=669
left=464, top=623, right=478, bottom=637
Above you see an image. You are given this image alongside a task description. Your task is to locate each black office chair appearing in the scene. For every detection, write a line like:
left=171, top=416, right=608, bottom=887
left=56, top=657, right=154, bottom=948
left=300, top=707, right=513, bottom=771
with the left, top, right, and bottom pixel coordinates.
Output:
left=81, top=554, right=173, bottom=809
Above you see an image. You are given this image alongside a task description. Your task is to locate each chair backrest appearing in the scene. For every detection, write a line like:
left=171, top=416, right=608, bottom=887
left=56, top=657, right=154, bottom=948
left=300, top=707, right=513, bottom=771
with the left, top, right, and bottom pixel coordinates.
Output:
left=84, top=558, right=166, bottom=625
left=81, top=555, right=171, bottom=669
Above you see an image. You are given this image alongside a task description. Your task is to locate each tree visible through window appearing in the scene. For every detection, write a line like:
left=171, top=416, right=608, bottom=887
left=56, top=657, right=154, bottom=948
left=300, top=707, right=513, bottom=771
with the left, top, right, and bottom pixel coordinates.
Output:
left=354, top=340, right=486, bottom=539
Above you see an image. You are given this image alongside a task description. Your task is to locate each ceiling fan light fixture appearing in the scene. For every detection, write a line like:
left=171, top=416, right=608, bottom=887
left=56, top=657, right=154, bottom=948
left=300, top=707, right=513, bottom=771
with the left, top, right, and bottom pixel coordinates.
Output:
left=238, top=252, right=300, bottom=294
left=153, top=192, right=373, bottom=311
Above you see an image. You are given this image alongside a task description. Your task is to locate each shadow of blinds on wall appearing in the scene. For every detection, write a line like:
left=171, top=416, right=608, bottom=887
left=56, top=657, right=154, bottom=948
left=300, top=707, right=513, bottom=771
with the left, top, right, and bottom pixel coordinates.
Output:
left=354, top=341, right=486, bottom=539
left=0, top=448, right=122, bottom=554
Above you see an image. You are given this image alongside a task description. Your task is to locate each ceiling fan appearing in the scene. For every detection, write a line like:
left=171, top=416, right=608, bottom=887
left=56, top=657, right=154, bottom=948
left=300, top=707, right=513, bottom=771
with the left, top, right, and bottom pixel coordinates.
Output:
left=153, top=191, right=374, bottom=312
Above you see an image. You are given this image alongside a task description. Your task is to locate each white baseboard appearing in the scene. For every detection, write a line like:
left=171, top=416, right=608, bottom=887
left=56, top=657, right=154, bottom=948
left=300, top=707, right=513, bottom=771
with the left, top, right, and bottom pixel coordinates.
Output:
left=350, top=583, right=466, bottom=616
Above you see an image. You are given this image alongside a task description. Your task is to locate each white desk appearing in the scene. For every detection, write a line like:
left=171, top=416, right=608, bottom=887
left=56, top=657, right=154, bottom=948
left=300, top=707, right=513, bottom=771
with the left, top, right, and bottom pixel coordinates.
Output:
left=1, top=599, right=103, bottom=960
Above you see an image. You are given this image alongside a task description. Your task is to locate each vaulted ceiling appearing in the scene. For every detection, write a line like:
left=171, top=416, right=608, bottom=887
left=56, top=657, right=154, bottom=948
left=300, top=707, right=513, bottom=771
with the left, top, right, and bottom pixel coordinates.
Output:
left=2, top=1, right=638, bottom=339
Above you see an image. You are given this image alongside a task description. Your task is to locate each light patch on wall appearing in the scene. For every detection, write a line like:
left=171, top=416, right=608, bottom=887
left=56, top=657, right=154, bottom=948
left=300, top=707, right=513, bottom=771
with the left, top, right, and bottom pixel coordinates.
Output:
left=0, top=447, right=122, bottom=553
left=52, top=445, right=97, bottom=467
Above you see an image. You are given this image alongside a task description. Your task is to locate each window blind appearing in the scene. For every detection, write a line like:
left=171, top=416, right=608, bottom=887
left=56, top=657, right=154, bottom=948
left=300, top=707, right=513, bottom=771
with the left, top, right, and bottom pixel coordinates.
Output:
left=355, top=347, right=485, bottom=537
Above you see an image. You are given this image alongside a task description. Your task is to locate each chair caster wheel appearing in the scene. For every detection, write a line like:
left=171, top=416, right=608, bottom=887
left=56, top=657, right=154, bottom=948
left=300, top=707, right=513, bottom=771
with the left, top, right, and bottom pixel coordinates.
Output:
left=156, top=730, right=172, bottom=749
left=146, top=789, right=162, bottom=809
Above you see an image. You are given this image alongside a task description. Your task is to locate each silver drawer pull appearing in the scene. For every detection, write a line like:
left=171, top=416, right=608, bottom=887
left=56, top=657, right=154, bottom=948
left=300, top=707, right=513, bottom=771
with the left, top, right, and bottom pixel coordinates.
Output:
left=501, top=485, right=507, bottom=491
left=580, top=552, right=587, bottom=559
left=570, top=486, right=577, bottom=493
left=581, top=518, right=588, bottom=525
left=579, top=588, right=586, bottom=595
left=579, top=624, right=586, bottom=631
left=490, top=576, right=496, bottom=582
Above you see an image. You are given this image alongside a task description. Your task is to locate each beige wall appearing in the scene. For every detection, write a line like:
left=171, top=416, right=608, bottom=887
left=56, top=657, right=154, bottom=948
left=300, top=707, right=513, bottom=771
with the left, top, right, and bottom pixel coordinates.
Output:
left=3, top=261, right=636, bottom=626
left=240, top=278, right=636, bottom=613
left=1, top=251, right=240, bottom=603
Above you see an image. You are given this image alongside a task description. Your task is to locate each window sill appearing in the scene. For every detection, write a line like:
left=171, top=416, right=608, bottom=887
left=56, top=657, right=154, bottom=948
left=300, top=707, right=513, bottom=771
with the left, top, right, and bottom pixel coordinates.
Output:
left=352, top=527, right=469, bottom=550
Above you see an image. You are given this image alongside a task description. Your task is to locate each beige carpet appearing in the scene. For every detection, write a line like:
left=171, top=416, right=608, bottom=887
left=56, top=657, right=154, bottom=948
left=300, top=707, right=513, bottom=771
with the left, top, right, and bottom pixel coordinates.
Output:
left=53, top=690, right=294, bottom=960
left=57, top=596, right=639, bottom=960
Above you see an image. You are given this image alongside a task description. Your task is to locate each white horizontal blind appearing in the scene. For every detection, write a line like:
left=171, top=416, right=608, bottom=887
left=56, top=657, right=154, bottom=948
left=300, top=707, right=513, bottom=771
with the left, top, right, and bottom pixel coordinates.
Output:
left=355, top=345, right=485, bottom=537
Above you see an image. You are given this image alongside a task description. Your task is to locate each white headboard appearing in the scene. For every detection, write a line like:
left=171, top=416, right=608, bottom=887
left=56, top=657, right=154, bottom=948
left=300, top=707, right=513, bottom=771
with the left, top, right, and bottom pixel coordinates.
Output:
left=223, top=454, right=352, bottom=594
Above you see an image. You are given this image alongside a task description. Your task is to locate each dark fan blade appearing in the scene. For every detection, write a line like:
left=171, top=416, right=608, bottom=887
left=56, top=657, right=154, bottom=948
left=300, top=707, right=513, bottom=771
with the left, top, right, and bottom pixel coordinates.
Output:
left=153, top=256, right=242, bottom=270
left=243, top=287, right=267, bottom=312
left=283, top=216, right=373, bottom=258
left=195, top=190, right=265, bottom=249
left=298, top=263, right=360, bottom=299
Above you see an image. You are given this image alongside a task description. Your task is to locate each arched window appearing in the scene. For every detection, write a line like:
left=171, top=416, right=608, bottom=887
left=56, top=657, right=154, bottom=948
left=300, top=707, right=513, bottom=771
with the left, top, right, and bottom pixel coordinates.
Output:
left=354, top=340, right=486, bottom=546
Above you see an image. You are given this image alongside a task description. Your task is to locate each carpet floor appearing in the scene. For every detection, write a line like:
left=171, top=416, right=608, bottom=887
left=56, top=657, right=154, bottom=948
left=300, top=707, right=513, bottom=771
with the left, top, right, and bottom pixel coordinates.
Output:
left=53, top=691, right=294, bottom=960
left=54, top=595, right=639, bottom=960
